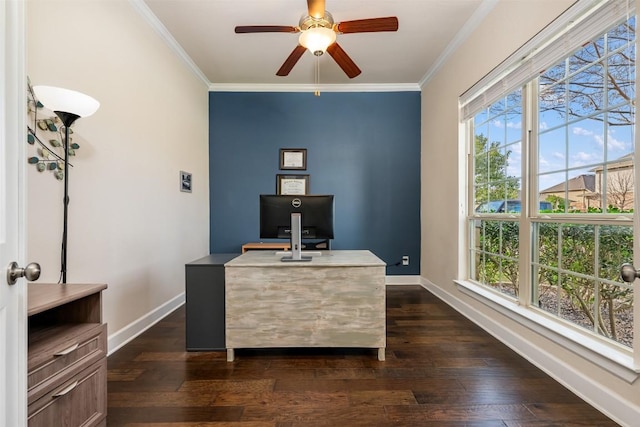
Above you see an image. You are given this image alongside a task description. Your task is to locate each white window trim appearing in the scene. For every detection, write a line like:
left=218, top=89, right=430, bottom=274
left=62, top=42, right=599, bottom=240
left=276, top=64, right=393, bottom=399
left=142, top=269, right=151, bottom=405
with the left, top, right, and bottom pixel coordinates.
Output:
left=455, top=279, right=639, bottom=383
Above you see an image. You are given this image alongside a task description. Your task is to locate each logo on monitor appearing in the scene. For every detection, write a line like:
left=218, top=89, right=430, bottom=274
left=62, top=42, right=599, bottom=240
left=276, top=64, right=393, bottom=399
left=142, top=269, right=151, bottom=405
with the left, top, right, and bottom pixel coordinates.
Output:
left=291, top=198, right=302, bottom=208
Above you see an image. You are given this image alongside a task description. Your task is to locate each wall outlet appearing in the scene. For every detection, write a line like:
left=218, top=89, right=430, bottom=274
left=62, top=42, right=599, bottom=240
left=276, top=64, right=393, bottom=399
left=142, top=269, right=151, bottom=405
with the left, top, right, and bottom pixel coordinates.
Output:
left=402, top=255, right=409, bottom=266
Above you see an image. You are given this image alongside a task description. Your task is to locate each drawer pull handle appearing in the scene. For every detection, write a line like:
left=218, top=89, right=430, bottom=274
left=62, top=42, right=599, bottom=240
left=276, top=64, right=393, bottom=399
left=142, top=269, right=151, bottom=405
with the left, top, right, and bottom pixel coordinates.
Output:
left=54, top=343, right=79, bottom=356
left=52, top=380, right=78, bottom=398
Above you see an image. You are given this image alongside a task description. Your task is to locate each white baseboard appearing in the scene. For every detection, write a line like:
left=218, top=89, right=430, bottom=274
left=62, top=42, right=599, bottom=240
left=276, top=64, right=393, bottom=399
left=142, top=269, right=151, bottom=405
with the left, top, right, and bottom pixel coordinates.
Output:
left=107, top=292, right=185, bottom=355
left=420, top=278, right=638, bottom=427
left=385, top=275, right=421, bottom=285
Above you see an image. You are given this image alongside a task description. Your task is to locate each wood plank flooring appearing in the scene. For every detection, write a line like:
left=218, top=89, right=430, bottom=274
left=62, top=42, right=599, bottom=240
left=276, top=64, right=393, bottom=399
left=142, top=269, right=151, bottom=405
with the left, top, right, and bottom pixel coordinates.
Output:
left=107, top=285, right=619, bottom=426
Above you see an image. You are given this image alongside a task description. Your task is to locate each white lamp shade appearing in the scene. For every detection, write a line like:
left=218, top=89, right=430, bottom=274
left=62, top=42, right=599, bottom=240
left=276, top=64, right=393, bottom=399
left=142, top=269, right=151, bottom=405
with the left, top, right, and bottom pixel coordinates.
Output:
left=33, top=85, right=100, bottom=118
left=299, top=27, right=336, bottom=54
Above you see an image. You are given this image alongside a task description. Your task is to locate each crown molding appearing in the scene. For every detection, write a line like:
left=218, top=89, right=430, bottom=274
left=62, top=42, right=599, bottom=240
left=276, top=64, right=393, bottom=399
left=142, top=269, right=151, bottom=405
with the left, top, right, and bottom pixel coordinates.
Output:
left=128, top=0, right=211, bottom=87
left=419, top=0, right=499, bottom=89
left=209, top=83, right=421, bottom=93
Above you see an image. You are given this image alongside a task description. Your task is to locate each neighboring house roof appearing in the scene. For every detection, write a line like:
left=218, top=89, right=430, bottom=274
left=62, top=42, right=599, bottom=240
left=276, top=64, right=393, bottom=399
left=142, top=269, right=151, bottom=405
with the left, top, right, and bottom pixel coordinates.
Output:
left=591, top=152, right=634, bottom=172
left=540, top=174, right=596, bottom=194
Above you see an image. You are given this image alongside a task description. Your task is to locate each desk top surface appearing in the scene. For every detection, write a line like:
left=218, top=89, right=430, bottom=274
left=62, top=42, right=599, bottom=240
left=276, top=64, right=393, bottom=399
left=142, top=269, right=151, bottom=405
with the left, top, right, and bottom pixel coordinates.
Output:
left=225, top=250, right=385, bottom=268
left=28, top=283, right=107, bottom=316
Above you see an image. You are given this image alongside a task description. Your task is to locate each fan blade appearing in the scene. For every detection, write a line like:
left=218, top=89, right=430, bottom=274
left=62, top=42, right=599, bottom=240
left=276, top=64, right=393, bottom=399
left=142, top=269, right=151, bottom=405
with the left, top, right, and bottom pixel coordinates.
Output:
left=307, top=0, right=325, bottom=19
left=276, top=45, right=307, bottom=76
left=336, top=17, right=399, bottom=34
left=326, top=42, right=361, bottom=78
left=235, top=25, right=298, bottom=33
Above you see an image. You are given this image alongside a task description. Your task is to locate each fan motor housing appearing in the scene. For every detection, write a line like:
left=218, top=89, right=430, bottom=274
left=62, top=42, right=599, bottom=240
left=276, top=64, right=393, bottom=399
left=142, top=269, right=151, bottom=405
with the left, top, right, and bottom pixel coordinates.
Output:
left=299, top=11, right=334, bottom=31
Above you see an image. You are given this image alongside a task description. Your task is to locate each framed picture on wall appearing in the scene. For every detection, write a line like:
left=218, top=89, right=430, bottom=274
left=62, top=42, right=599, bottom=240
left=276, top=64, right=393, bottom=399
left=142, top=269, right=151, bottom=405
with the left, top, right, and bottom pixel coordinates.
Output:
left=277, top=174, right=309, bottom=195
left=180, top=171, right=192, bottom=193
left=280, top=148, right=307, bottom=170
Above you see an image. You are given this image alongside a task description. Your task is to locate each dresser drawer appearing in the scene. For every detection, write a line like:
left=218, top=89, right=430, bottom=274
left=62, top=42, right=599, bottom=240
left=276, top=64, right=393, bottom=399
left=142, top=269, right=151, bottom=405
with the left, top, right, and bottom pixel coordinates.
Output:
left=28, top=323, right=106, bottom=404
left=28, top=358, right=107, bottom=427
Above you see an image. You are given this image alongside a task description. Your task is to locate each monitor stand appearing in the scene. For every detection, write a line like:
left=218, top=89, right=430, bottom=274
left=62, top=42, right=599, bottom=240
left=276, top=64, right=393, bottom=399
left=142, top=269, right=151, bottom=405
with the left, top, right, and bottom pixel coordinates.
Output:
left=281, top=212, right=312, bottom=262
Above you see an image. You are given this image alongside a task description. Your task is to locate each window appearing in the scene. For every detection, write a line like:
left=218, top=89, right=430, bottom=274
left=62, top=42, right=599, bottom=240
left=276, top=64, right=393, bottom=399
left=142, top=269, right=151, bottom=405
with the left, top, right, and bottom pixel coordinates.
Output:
left=470, top=88, right=523, bottom=300
left=464, top=1, right=636, bottom=354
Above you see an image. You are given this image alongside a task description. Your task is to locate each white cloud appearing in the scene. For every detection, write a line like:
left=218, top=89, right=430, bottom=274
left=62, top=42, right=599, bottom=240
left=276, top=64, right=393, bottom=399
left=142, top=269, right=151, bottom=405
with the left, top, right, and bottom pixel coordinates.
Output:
left=507, top=121, right=522, bottom=129
left=572, top=126, right=593, bottom=136
left=594, top=134, right=604, bottom=147
left=607, top=132, right=627, bottom=151
left=552, top=151, right=565, bottom=160
left=571, top=125, right=629, bottom=151
left=574, top=151, right=593, bottom=161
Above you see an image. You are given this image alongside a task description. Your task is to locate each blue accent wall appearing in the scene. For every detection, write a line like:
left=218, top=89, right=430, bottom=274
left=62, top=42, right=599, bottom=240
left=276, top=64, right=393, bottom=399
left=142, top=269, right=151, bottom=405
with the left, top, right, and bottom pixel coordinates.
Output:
left=209, top=91, right=420, bottom=275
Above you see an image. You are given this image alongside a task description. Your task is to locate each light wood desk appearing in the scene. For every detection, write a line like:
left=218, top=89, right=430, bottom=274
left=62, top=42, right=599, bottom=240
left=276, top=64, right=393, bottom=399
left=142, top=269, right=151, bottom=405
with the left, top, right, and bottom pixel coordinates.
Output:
left=241, top=242, right=291, bottom=253
left=225, top=250, right=386, bottom=361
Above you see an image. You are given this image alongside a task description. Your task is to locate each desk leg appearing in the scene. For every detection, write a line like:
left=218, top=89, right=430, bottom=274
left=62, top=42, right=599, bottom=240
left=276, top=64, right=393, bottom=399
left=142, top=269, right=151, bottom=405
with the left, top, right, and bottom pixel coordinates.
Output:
left=227, top=348, right=235, bottom=362
left=378, top=347, right=385, bottom=361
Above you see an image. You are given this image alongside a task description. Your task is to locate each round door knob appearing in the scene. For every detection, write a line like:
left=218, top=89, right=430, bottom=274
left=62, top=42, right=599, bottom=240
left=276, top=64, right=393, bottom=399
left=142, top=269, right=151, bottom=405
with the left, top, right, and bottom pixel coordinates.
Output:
left=620, top=263, right=640, bottom=283
left=6, top=262, right=41, bottom=285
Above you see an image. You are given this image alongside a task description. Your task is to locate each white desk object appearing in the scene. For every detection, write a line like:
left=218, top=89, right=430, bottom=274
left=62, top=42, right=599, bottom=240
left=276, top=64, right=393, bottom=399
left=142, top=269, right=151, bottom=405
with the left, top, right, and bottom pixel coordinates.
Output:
left=224, top=250, right=386, bottom=361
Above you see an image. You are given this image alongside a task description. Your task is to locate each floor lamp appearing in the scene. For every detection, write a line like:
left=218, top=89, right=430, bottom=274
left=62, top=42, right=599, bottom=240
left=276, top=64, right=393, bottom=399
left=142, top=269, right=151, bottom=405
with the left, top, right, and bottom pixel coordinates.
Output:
left=32, top=86, right=100, bottom=284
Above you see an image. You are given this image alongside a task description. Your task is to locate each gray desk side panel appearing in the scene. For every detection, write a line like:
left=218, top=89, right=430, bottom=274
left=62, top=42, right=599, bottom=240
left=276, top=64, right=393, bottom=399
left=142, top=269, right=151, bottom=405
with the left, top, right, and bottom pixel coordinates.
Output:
left=186, top=254, right=239, bottom=350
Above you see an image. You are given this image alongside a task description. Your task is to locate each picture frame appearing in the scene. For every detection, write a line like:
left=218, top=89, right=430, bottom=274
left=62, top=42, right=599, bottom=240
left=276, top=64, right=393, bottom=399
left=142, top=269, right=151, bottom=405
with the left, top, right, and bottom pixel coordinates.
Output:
left=277, top=174, right=309, bottom=195
left=180, top=171, right=192, bottom=193
left=280, top=148, right=307, bottom=170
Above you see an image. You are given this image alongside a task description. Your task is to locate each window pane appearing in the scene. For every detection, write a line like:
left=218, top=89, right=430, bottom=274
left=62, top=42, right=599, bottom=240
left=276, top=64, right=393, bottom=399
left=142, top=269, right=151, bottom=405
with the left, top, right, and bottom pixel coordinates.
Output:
left=608, top=48, right=635, bottom=106
left=539, top=69, right=567, bottom=128
left=599, top=225, right=633, bottom=281
left=473, top=90, right=522, bottom=209
left=568, top=118, right=604, bottom=168
left=537, top=223, right=559, bottom=267
left=568, top=63, right=604, bottom=119
left=599, top=283, right=633, bottom=346
left=470, top=219, right=520, bottom=298
left=604, top=161, right=635, bottom=211
left=561, top=224, right=595, bottom=275
left=538, top=15, right=635, bottom=217
left=538, top=127, right=566, bottom=174
left=569, top=37, right=603, bottom=75
left=557, top=281, right=596, bottom=329
left=608, top=17, right=635, bottom=52
left=607, top=124, right=634, bottom=160
left=506, top=141, right=522, bottom=180
left=533, top=222, right=633, bottom=347
left=533, top=266, right=559, bottom=310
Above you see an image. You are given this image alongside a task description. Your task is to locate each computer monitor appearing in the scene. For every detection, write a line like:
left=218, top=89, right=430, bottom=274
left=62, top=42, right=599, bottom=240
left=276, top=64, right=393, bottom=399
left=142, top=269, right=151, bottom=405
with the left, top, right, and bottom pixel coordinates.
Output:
left=259, top=195, right=334, bottom=261
left=259, top=194, right=335, bottom=240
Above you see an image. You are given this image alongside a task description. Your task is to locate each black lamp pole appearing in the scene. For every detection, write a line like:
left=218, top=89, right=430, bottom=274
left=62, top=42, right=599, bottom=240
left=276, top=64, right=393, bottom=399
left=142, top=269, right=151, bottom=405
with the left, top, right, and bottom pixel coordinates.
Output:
left=55, top=111, right=80, bottom=284
left=33, top=85, right=99, bottom=284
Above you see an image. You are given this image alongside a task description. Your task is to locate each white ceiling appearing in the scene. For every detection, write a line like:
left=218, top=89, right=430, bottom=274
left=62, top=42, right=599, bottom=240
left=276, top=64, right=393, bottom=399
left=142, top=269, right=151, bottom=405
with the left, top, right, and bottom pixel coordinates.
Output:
left=138, top=0, right=492, bottom=89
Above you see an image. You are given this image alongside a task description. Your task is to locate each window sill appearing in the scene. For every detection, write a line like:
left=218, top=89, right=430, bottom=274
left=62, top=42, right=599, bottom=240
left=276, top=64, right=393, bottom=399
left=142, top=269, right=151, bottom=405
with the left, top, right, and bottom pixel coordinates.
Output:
left=454, top=279, right=640, bottom=384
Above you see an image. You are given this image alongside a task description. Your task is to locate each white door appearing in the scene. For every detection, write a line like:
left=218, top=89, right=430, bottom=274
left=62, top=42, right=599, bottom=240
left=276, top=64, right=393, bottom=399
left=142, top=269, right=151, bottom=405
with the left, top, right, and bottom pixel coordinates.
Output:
left=1, top=1, right=28, bottom=426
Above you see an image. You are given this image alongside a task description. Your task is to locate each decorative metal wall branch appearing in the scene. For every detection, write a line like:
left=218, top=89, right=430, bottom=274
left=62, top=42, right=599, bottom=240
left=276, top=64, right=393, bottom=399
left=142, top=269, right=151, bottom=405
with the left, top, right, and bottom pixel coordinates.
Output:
left=26, top=77, right=80, bottom=180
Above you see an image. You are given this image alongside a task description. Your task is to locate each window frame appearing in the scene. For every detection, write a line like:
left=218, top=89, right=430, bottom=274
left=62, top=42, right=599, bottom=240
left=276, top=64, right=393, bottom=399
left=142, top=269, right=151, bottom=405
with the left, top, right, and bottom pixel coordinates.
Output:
left=460, top=0, right=640, bottom=380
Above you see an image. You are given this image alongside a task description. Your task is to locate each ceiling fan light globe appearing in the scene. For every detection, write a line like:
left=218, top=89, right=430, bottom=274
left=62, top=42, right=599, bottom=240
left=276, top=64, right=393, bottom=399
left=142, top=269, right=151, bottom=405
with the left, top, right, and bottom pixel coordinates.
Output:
left=299, top=27, right=336, bottom=55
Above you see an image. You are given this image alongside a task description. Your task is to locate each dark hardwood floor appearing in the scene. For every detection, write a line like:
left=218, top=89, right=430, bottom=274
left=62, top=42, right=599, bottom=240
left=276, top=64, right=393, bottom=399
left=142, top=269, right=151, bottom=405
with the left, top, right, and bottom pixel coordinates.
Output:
left=107, top=285, right=618, bottom=426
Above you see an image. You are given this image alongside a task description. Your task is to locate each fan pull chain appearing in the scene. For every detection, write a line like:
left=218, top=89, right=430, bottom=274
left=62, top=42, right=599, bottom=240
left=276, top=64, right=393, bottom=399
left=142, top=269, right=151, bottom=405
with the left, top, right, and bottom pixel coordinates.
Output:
left=314, top=55, right=321, bottom=96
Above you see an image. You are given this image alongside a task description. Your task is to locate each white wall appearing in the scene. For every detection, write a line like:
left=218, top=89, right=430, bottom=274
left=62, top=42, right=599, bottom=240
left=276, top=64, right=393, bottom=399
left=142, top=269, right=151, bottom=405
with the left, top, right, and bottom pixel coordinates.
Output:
left=26, top=0, right=209, bottom=350
left=421, top=0, right=639, bottom=425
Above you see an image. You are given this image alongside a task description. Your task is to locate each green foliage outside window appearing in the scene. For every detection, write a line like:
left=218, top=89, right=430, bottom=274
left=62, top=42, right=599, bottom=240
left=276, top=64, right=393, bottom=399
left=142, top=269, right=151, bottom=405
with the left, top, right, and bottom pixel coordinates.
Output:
left=477, top=221, right=633, bottom=346
left=474, top=134, right=520, bottom=206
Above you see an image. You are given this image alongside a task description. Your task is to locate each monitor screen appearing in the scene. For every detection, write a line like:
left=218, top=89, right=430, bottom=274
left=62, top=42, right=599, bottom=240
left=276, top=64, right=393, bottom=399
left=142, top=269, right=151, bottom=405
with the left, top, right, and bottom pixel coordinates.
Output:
left=260, top=195, right=335, bottom=240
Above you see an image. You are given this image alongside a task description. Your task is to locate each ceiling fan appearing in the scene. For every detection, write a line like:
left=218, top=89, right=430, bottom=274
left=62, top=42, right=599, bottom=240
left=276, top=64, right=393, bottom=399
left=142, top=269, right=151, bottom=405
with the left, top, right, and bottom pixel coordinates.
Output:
left=234, top=0, right=398, bottom=79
